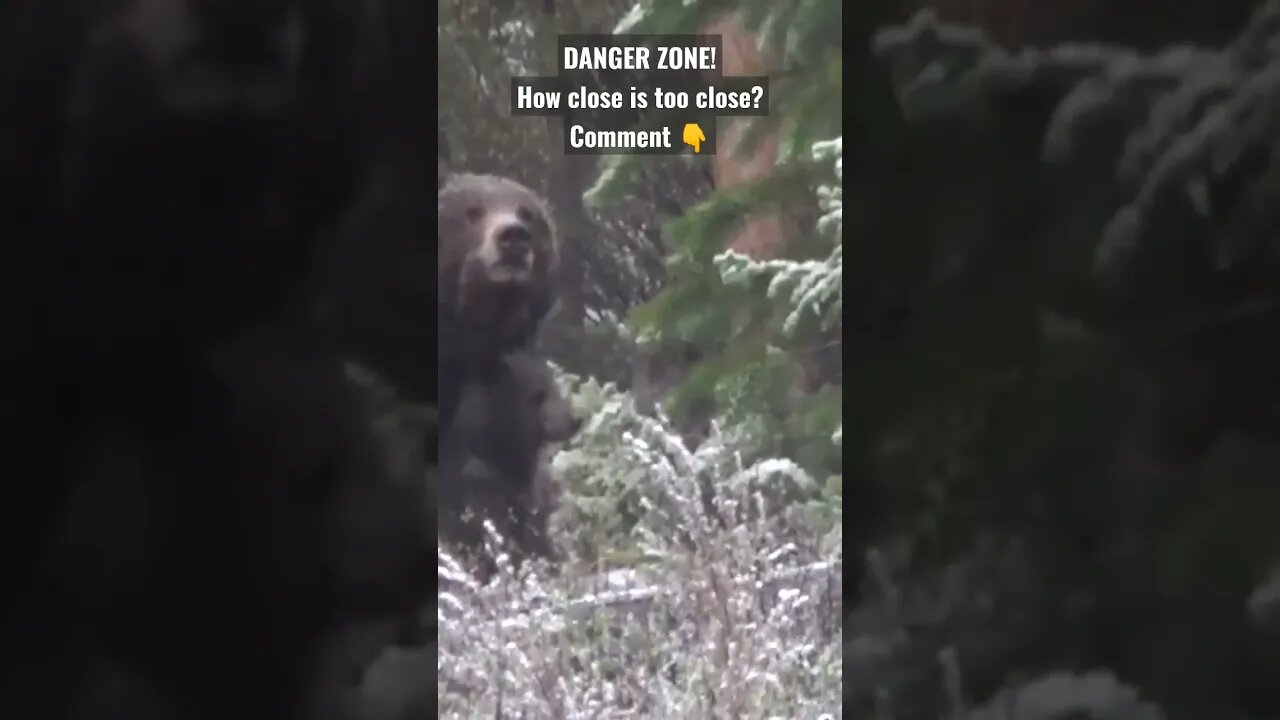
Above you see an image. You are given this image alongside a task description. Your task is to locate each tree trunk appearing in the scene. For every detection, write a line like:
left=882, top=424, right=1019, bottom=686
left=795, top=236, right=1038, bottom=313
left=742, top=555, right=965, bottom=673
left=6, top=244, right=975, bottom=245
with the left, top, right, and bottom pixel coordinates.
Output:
left=699, top=14, right=784, bottom=260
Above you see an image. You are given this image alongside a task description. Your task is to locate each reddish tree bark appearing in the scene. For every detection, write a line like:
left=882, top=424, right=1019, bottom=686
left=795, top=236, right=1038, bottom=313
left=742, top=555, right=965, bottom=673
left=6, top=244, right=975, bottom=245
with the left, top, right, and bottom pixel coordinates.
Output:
left=700, top=14, right=784, bottom=260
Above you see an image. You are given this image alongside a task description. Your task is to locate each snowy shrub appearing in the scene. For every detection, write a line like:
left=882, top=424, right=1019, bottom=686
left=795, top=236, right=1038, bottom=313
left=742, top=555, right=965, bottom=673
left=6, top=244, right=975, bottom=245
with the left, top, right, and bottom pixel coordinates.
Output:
left=968, top=671, right=1167, bottom=720
left=436, top=370, right=843, bottom=718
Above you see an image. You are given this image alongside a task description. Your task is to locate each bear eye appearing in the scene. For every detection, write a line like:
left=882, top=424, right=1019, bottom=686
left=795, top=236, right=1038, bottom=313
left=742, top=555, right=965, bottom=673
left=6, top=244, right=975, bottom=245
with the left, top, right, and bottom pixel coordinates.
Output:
left=517, top=206, right=535, bottom=224
left=466, top=206, right=484, bottom=222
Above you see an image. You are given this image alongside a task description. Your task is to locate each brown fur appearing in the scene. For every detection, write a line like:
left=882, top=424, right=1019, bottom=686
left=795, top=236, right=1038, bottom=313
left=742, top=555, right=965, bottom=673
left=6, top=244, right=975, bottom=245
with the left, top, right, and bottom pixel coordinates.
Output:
left=439, top=352, right=579, bottom=572
left=438, top=175, right=559, bottom=313
left=437, top=175, right=560, bottom=422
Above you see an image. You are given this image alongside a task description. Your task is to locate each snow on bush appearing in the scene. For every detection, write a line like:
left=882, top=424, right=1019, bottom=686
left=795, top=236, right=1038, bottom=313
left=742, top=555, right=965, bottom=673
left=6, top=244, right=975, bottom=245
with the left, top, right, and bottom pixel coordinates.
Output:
left=437, top=370, right=843, bottom=718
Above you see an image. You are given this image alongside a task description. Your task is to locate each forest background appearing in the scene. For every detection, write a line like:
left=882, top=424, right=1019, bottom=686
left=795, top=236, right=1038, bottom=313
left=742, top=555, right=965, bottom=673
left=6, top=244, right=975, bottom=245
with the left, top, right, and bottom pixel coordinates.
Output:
left=435, top=1, right=1280, bottom=718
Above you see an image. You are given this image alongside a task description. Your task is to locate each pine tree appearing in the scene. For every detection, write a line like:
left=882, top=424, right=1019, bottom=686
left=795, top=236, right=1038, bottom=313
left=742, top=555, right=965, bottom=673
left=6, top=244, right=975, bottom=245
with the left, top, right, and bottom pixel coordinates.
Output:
left=852, top=4, right=1280, bottom=716
left=873, top=1, right=1280, bottom=320
left=588, top=0, right=846, bottom=478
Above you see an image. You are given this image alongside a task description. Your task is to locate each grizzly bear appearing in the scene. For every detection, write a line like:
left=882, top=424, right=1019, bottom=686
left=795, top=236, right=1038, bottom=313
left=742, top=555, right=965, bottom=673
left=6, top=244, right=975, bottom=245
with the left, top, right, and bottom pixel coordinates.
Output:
left=439, top=351, right=579, bottom=571
left=437, top=174, right=560, bottom=426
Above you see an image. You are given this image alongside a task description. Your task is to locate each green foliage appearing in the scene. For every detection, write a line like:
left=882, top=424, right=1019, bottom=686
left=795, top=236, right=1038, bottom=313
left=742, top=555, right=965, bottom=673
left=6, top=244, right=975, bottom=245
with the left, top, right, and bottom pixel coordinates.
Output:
left=549, top=371, right=841, bottom=567
left=838, top=5, right=1280, bottom=717
left=873, top=2, right=1280, bottom=317
left=715, top=212, right=841, bottom=339
left=589, top=0, right=842, bottom=207
left=587, top=0, right=845, bottom=484
left=439, top=367, right=842, bottom=717
left=627, top=163, right=818, bottom=344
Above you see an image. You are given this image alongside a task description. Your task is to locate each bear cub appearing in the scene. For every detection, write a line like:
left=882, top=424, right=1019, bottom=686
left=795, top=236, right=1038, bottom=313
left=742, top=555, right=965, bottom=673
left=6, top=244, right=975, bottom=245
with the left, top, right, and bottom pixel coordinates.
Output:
left=439, top=351, right=579, bottom=570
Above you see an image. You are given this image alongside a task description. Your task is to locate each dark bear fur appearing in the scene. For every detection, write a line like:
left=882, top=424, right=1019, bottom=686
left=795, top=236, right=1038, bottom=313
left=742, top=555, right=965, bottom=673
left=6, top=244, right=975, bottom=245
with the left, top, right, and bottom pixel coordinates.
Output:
left=2, top=1, right=435, bottom=718
left=439, top=352, right=579, bottom=572
left=435, top=176, right=562, bottom=559
left=437, top=174, right=560, bottom=425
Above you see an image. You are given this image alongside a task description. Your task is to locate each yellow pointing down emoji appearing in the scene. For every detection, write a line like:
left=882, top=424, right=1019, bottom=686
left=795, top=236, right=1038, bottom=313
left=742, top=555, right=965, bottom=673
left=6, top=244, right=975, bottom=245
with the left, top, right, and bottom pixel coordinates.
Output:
left=682, top=123, right=706, bottom=153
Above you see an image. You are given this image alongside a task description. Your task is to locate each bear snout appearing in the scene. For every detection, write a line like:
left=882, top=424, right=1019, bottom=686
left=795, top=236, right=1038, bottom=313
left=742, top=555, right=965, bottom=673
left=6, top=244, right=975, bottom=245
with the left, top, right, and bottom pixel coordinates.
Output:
left=494, top=222, right=534, bottom=266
